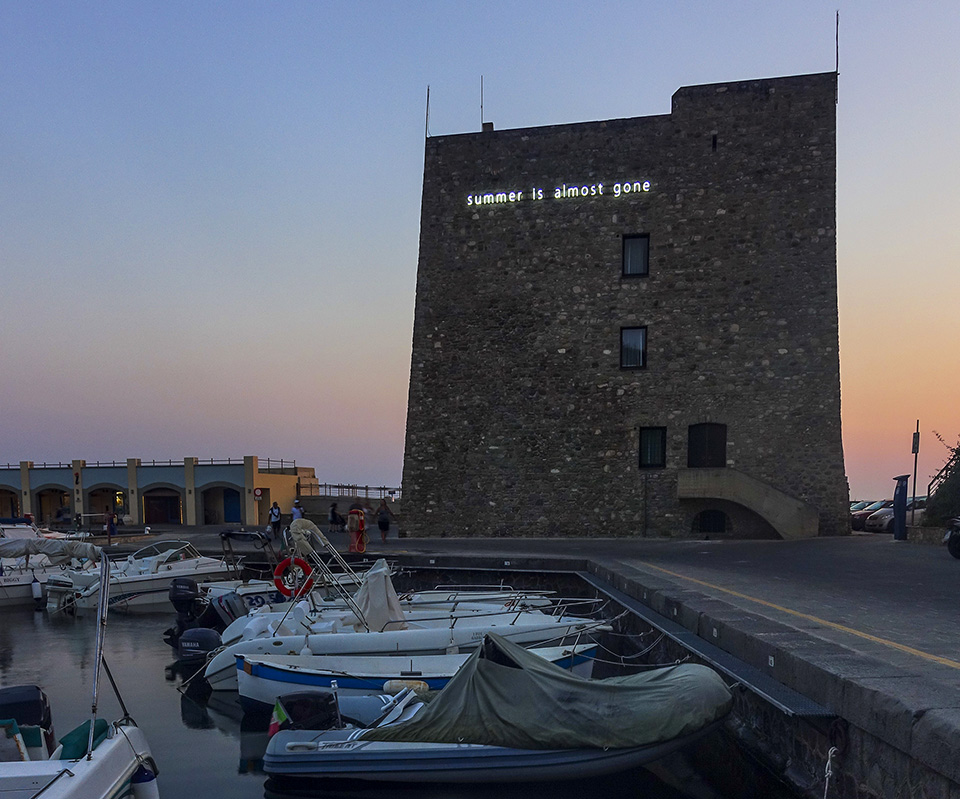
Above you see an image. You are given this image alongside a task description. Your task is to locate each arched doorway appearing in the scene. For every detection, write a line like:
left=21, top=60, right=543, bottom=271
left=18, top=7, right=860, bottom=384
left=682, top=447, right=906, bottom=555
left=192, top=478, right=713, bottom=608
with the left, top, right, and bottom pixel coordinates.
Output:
left=142, top=487, right=183, bottom=525
left=692, top=509, right=729, bottom=536
left=200, top=486, right=242, bottom=525
left=87, top=486, right=128, bottom=525
left=0, top=489, right=19, bottom=518
left=32, top=487, right=71, bottom=527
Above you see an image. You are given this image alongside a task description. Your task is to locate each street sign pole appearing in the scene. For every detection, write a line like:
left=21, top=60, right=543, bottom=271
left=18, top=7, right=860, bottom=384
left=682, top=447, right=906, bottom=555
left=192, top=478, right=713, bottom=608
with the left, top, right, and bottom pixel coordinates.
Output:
left=911, top=421, right=920, bottom=525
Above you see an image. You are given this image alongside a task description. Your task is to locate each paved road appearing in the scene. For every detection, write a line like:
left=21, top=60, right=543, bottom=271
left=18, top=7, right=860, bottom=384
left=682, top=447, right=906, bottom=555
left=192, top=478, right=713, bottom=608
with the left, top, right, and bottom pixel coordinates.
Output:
left=372, top=533, right=960, bottom=690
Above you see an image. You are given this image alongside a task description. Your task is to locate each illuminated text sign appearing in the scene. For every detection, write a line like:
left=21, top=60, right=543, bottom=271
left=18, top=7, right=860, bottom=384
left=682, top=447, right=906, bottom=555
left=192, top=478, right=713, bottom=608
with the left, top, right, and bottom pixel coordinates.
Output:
left=466, top=180, right=651, bottom=207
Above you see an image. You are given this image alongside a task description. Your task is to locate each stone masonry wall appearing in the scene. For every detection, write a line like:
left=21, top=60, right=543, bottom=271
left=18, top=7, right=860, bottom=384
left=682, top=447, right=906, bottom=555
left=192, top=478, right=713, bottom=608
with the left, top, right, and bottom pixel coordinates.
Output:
left=402, top=72, right=848, bottom=538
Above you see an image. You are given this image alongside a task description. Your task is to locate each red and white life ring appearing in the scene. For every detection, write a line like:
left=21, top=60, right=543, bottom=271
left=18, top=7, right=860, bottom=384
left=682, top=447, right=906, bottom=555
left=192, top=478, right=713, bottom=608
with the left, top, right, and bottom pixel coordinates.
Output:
left=273, top=557, right=314, bottom=597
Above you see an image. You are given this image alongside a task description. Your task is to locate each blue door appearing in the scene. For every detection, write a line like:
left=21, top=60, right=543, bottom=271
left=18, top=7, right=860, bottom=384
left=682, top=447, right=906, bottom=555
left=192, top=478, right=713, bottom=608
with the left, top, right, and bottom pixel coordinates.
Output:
left=223, top=489, right=241, bottom=523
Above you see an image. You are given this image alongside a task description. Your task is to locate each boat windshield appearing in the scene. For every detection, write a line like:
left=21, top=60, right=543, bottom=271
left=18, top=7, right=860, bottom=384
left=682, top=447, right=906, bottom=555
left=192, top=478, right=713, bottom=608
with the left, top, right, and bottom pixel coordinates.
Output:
left=131, top=540, right=202, bottom=561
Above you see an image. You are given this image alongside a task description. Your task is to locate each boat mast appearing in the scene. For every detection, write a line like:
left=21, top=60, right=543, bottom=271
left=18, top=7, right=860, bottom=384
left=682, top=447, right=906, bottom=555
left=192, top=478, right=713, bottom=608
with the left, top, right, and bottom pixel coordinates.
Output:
left=87, top=556, right=110, bottom=759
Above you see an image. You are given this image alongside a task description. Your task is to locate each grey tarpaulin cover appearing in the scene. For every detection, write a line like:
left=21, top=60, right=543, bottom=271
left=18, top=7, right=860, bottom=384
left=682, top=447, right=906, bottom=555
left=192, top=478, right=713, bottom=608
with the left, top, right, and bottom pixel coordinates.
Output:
left=361, top=632, right=732, bottom=749
left=0, top=539, right=101, bottom=565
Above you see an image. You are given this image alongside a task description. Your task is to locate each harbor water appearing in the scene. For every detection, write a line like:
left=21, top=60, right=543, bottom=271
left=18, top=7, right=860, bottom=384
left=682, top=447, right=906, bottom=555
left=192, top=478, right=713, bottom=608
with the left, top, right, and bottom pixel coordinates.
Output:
left=0, top=605, right=707, bottom=799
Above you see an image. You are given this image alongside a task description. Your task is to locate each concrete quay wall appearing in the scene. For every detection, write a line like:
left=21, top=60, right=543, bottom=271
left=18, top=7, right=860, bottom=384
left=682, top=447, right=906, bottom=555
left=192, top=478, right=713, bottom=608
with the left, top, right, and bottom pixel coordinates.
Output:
left=390, top=549, right=960, bottom=799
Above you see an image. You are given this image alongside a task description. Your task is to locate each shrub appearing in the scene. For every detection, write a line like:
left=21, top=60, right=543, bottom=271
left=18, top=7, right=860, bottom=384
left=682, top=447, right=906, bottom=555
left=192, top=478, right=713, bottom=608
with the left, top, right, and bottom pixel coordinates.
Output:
left=925, top=436, right=960, bottom=525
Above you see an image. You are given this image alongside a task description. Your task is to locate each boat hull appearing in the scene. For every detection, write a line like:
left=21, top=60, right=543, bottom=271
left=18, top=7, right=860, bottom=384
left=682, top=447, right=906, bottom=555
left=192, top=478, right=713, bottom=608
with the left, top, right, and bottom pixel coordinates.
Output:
left=47, top=565, right=234, bottom=613
left=0, top=570, right=64, bottom=608
left=264, top=723, right=720, bottom=783
left=0, top=722, right=156, bottom=799
left=206, top=615, right=604, bottom=690
left=237, top=645, right=597, bottom=711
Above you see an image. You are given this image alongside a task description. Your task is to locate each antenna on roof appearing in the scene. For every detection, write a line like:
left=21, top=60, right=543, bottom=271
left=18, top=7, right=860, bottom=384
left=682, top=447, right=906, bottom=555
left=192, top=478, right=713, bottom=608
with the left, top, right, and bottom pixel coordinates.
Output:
left=480, top=75, right=484, bottom=130
left=835, top=10, right=840, bottom=104
left=425, top=85, right=431, bottom=139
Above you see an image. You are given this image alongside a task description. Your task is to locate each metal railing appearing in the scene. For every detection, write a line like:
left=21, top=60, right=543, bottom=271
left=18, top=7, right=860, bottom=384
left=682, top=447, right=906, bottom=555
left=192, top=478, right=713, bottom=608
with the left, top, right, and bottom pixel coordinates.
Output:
left=298, top=483, right=402, bottom=500
left=928, top=448, right=960, bottom=500
left=258, top=458, right=297, bottom=472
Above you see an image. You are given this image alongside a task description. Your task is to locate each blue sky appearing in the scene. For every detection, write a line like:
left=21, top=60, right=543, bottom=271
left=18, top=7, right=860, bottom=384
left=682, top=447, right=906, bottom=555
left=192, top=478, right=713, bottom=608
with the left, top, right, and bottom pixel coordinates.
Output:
left=2, top=2, right=958, bottom=499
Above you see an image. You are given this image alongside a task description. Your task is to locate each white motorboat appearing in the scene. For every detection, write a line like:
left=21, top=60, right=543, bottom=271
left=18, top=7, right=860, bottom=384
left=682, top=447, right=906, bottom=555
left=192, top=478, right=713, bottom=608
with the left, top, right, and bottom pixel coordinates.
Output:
left=202, top=559, right=606, bottom=691
left=236, top=642, right=598, bottom=711
left=263, top=633, right=732, bottom=784
left=0, top=560, right=160, bottom=798
left=205, top=609, right=605, bottom=691
left=0, top=518, right=85, bottom=542
left=0, top=539, right=101, bottom=608
left=47, top=539, right=236, bottom=614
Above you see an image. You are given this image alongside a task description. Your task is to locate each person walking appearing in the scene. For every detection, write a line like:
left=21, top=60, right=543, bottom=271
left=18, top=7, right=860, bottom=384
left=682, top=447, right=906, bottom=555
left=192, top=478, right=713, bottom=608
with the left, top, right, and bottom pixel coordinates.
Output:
left=268, top=501, right=282, bottom=539
left=105, top=507, right=117, bottom=542
left=376, top=499, right=396, bottom=543
left=328, top=502, right=345, bottom=533
left=291, top=500, right=305, bottom=520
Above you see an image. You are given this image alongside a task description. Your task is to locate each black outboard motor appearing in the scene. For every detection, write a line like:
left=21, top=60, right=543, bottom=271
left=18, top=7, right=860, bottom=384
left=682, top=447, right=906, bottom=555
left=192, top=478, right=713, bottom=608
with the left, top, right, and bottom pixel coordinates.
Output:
left=170, top=577, right=201, bottom=614
left=164, top=578, right=203, bottom=648
left=178, top=628, right=222, bottom=664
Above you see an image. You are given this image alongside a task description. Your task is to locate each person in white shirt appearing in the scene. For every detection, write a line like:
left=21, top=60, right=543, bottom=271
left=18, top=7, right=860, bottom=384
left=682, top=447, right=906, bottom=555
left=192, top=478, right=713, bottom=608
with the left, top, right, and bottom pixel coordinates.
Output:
left=291, top=500, right=305, bottom=520
left=268, top=502, right=282, bottom=539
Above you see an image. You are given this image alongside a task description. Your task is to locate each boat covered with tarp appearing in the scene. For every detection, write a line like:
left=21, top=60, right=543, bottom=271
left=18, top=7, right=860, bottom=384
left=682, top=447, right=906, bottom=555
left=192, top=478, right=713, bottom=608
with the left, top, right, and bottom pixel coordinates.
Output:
left=263, top=632, right=733, bottom=783
left=0, top=539, right=101, bottom=608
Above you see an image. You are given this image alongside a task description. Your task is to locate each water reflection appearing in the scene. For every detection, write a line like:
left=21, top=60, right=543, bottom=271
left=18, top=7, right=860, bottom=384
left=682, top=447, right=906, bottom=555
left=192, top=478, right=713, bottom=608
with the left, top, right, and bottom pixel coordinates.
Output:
left=0, top=607, right=700, bottom=799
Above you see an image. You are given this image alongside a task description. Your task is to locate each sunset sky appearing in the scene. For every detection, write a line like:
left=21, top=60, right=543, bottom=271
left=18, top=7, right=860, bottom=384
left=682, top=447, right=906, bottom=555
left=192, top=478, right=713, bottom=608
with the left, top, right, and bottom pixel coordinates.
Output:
left=2, top=2, right=957, bottom=501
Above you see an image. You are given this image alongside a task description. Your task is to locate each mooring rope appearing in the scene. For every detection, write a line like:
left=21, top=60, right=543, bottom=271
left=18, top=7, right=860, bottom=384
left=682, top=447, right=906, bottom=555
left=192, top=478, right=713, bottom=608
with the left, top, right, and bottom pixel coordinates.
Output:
left=823, top=745, right=838, bottom=799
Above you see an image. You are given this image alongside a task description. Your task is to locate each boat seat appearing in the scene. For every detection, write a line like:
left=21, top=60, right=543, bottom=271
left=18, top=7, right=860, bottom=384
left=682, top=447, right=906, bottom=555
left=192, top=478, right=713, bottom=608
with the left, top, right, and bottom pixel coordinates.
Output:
left=19, top=724, right=49, bottom=760
left=58, top=718, right=109, bottom=760
left=0, top=719, right=29, bottom=761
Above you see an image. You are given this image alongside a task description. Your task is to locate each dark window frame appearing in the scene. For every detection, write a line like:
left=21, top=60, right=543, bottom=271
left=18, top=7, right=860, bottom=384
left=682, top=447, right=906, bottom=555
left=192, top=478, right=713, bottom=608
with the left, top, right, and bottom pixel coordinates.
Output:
left=620, top=326, right=647, bottom=370
left=622, top=234, right=650, bottom=278
left=687, top=423, right=727, bottom=468
left=639, top=427, right=667, bottom=468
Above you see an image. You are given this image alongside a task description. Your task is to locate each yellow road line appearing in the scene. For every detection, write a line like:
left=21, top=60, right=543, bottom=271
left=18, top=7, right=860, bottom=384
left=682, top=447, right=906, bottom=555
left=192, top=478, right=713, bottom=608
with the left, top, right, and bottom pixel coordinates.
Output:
left=636, top=560, right=960, bottom=671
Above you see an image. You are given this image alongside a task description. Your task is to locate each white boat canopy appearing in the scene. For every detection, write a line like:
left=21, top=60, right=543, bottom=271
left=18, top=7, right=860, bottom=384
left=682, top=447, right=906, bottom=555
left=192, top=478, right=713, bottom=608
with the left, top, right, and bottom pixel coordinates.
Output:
left=0, top=538, right=102, bottom=564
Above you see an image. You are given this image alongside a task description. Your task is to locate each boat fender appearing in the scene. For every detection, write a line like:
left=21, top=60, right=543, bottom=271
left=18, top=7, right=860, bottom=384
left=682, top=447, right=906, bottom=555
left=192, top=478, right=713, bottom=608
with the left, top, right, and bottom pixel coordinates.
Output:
left=131, top=763, right=160, bottom=799
left=31, top=576, right=42, bottom=601
left=383, top=679, right=430, bottom=696
left=273, top=558, right=314, bottom=597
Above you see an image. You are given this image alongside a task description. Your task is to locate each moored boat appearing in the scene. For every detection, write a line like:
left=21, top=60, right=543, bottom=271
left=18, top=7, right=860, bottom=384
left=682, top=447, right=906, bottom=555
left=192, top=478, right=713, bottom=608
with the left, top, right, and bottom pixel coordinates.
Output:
left=236, top=642, right=598, bottom=711
left=263, top=632, right=732, bottom=784
left=202, top=559, right=606, bottom=691
left=47, top=540, right=236, bottom=614
left=0, top=539, right=101, bottom=609
left=0, top=559, right=160, bottom=798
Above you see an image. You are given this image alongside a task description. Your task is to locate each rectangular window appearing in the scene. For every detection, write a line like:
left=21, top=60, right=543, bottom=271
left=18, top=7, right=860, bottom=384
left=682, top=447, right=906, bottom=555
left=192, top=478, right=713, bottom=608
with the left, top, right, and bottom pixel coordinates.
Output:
left=639, top=427, right=666, bottom=468
left=622, top=234, right=649, bottom=277
left=687, top=423, right=727, bottom=468
left=620, top=326, right=647, bottom=369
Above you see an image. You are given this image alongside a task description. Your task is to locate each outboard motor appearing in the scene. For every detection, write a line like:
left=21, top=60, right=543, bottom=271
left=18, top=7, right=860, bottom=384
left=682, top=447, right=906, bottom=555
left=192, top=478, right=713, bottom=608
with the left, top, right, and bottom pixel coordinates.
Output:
left=169, top=577, right=201, bottom=615
left=164, top=578, right=203, bottom=648
left=209, top=591, right=248, bottom=629
left=178, top=628, right=222, bottom=664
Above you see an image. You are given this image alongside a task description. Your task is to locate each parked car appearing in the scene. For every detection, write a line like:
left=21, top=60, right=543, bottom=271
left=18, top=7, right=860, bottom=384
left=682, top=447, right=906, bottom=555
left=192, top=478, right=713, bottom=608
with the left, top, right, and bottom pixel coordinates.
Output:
left=850, top=500, right=875, bottom=512
left=864, top=497, right=927, bottom=533
left=851, top=500, right=892, bottom=531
